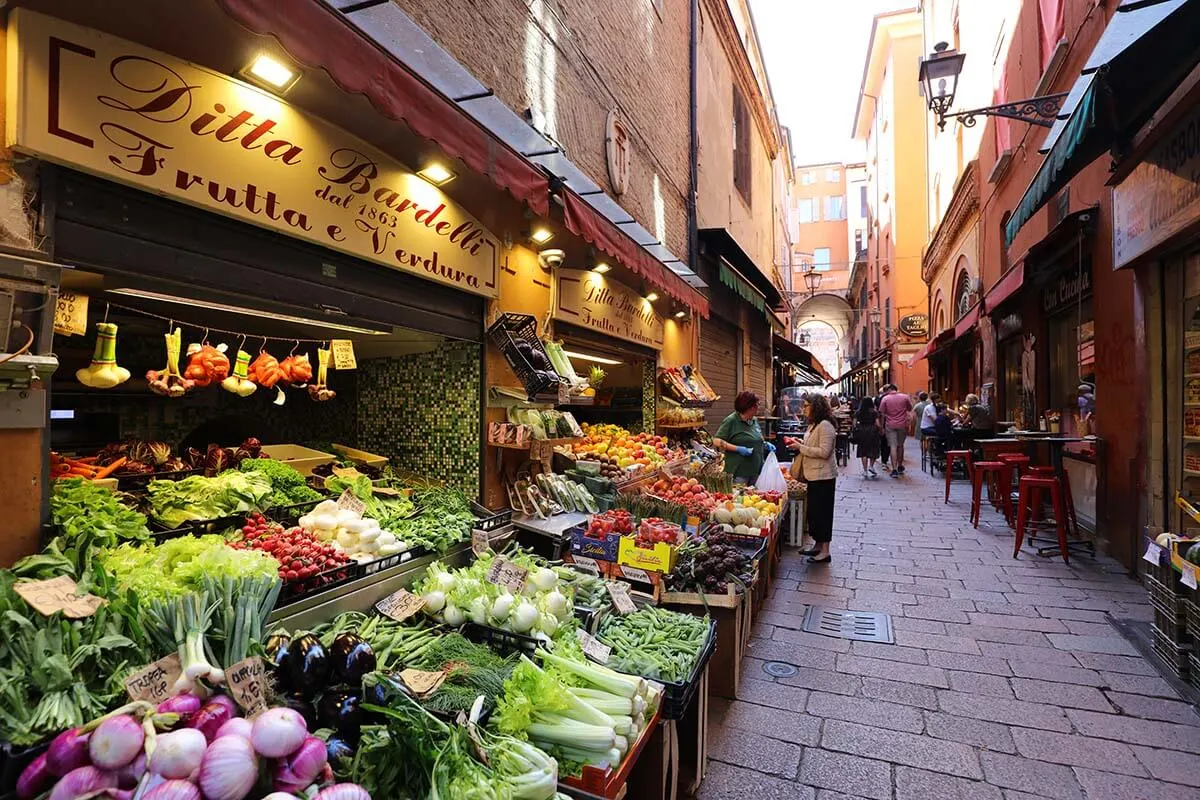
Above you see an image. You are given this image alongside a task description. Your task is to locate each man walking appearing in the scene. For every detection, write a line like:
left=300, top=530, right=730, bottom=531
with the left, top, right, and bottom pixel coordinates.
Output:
left=878, top=384, right=914, bottom=478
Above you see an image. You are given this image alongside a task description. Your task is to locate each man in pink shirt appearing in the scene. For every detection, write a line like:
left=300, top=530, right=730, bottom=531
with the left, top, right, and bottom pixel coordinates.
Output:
left=877, top=384, right=914, bottom=477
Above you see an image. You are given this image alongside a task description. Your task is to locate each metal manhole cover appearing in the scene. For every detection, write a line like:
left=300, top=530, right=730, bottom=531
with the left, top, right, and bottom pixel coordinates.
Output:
left=762, top=661, right=798, bottom=678
left=802, top=606, right=895, bottom=644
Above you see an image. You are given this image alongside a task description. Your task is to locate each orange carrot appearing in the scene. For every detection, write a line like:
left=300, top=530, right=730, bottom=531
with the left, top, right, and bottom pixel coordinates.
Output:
left=92, top=457, right=127, bottom=480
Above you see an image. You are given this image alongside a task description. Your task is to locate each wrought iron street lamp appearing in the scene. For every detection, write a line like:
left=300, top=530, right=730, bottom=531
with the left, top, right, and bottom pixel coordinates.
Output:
left=802, top=265, right=822, bottom=297
left=919, top=42, right=1066, bottom=131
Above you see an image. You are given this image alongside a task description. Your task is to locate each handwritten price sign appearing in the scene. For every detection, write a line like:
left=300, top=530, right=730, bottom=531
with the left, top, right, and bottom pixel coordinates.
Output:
left=576, top=629, right=611, bottom=664
left=124, top=653, right=182, bottom=704
left=606, top=581, right=637, bottom=614
left=330, top=339, right=357, bottom=370
left=336, top=489, right=366, bottom=519
left=15, top=576, right=106, bottom=618
left=53, top=291, right=88, bottom=336
left=485, top=557, right=528, bottom=594
left=227, top=656, right=269, bottom=718
left=375, top=588, right=426, bottom=622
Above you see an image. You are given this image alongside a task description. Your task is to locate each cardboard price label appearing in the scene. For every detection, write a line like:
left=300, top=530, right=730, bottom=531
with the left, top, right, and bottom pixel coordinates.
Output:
left=472, top=529, right=491, bottom=557
left=124, top=653, right=182, bottom=704
left=1143, top=542, right=1164, bottom=565
left=607, top=581, right=637, bottom=614
left=1183, top=563, right=1199, bottom=591
left=617, top=565, right=652, bottom=584
left=336, top=489, right=366, bottom=519
left=399, top=668, right=446, bottom=697
left=15, top=576, right=106, bottom=618
left=576, top=629, right=611, bottom=664
left=570, top=555, right=601, bottom=575
left=53, top=290, right=88, bottom=336
left=332, top=466, right=364, bottom=480
left=226, top=656, right=269, bottom=717
left=486, top=557, right=529, bottom=594
left=375, top=588, right=426, bottom=622
left=530, top=439, right=555, bottom=461
left=330, top=339, right=357, bottom=370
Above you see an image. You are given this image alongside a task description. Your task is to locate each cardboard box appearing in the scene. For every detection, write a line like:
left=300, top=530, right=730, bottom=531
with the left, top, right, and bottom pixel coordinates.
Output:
left=260, top=444, right=336, bottom=476
left=618, top=536, right=678, bottom=573
left=569, top=523, right=622, bottom=562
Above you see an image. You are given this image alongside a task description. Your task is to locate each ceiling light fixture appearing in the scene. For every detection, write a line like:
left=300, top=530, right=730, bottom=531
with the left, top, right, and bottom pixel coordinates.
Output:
left=562, top=349, right=623, bottom=366
left=105, top=289, right=390, bottom=336
left=241, top=53, right=300, bottom=94
left=644, top=292, right=659, bottom=302
left=530, top=227, right=555, bottom=245
left=674, top=310, right=687, bottom=319
left=417, top=162, right=456, bottom=186
left=592, top=262, right=611, bottom=274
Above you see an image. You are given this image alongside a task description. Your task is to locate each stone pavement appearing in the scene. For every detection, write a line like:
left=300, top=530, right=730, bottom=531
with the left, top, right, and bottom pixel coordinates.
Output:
left=699, top=461, right=1200, bottom=800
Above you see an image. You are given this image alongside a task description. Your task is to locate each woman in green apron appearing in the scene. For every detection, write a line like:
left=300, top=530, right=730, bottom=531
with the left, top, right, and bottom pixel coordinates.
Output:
left=713, top=391, right=775, bottom=485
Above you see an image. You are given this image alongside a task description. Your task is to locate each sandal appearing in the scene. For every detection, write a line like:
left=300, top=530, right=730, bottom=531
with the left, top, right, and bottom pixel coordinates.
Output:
left=806, top=555, right=832, bottom=564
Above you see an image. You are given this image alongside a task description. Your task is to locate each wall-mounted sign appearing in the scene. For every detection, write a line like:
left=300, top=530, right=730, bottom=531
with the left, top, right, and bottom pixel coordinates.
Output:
left=1042, top=266, right=1092, bottom=315
left=897, top=314, right=929, bottom=339
left=554, top=270, right=664, bottom=349
left=1113, top=106, right=1200, bottom=269
left=605, top=109, right=631, bottom=196
left=6, top=10, right=500, bottom=297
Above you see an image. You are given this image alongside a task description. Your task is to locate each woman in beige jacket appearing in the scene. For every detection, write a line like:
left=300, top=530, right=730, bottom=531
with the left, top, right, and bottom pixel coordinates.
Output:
left=789, top=394, right=839, bottom=563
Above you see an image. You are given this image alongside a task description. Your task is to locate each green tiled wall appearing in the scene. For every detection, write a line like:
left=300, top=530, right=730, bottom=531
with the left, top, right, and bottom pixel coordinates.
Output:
left=356, top=341, right=481, bottom=497
left=642, top=360, right=657, bottom=433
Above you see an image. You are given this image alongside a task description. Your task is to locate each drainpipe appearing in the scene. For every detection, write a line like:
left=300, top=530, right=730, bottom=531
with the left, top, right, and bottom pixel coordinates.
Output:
left=688, top=0, right=700, bottom=281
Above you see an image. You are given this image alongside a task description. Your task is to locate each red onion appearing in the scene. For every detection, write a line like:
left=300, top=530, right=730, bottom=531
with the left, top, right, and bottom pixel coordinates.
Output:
left=207, top=694, right=239, bottom=717
left=45, top=728, right=90, bottom=776
left=142, top=779, right=202, bottom=800
left=198, top=734, right=258, bottom=800
left=116, top=751, right=146, bottom=788
left=150, top=729, right=206, bottom=780
left=186, top=702, right=234, bottom=743
left=88, top=715, right=144, bottom=770
left=214, top=717, right=253, bottom=741
left=156, top=694, right=203, bottom=719
left=47, top=766, right=117, bottom=800
left=15, top=753, right=52, bottom=799
left=250, top=707, right=307, bottom=758
left=313, top=785, right=371, bottom=800
left=274, top=736, right=327, bottom=788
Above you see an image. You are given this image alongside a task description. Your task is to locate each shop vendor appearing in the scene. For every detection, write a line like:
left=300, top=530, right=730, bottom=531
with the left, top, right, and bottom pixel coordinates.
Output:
left=714, top=391, right=775, bottom=484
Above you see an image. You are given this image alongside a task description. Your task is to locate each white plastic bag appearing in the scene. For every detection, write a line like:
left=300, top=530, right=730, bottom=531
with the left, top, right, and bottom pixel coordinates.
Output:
left=755, top=452, right=787, bottom=493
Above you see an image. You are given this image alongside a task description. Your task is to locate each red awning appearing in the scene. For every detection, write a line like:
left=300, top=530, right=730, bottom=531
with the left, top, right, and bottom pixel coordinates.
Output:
left=954, top=303, right=981, bottom=339
left=984, top=262, right=1024, bottom=312
left=217, top=0, right=548, bottom=216
left=562, top=190, right=709, bottom=317
left=907, top=329, right=955, bottom=367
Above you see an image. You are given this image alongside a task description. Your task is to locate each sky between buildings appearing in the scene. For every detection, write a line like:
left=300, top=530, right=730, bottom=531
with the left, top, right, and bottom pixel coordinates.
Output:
left=751, top=0, right=915, bottom=166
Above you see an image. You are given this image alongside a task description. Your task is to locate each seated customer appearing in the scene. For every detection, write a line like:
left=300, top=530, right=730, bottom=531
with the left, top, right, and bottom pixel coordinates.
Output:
left=933, top=404, right=955, bottom=440
left=920, top=392, right=940, bottom=437
left=963, top=393, right=994, bottom=431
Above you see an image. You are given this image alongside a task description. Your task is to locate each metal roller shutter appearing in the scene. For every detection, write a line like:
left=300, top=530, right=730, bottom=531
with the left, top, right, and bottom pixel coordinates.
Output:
left=700, top=316, right=739, bottom=430
left=747, top=337, right=768, bottom=401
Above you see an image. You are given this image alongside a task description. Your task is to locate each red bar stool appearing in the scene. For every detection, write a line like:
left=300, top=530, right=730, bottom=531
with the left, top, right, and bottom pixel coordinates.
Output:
left=944, top=450, right=973, bottom=504
left=996, top=454, right=1031, bottom=524
left=971, top=461, right=1011, bottom=528
left=997, top=453, right=1031, bottom=478
left=1013, top=474, right=1071, bottom=563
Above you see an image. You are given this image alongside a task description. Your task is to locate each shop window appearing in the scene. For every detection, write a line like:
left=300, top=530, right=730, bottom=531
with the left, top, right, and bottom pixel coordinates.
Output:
left=733, top=86, right=752, bottom=205
left=1002, top=337, right=1023, bottom=424
left=1047, top=297, right=1094, bottom=418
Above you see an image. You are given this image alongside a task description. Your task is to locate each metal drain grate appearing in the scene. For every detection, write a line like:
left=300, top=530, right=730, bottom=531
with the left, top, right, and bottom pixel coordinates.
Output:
left=802, top=606, right=895, bottom=643
left=762, top=661, right=798, bottom=678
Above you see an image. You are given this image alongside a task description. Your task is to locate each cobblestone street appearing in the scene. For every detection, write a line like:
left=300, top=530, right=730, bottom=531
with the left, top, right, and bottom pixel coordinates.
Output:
left=700, top=464, right=1200, bottom=800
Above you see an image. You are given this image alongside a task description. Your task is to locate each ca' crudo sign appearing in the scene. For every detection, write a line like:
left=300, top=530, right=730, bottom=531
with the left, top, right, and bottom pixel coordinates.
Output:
left=6, top=10, right=499, bottom=297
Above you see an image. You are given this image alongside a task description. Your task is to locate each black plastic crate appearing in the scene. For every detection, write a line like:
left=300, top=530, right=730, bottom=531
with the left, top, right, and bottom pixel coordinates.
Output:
left=655, top=618, right=718, bottom=720
left=0, top=740, right=48, bottom=799
left=1186, top=597, right=1200, bottom=642
left=487, top=313, right=562, bottom=398
left=1151, top=626, right=1191, bottom=678
left=1190, top=653, right=1200, bottom=691
left=1145, top=572, right=1188, bottom=607
left=1141, top=534, right=1173, bottom=584
left=512, top=526, right=571, bottom=561
left=459, top=621, right=544, bottom=657
left=1152, top=606, right=1190, bottom=647
left=471, top=501, right=513, bottom=533
left=115, top=467, right=203, bottom=492
left=276, top=559, right=364, bottom=606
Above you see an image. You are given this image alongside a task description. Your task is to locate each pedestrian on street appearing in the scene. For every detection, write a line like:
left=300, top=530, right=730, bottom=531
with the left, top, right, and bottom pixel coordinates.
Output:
left=876, top=387, right=891, bottom=470
left=714, top=391, right=775, bottom=485
left=912, top=392, right=930, bottom=443
left=788, top=393, right=838, bottom=563
left=852, top=396, right=883, bottom=478
left=878, top=383, right=914, bottom=477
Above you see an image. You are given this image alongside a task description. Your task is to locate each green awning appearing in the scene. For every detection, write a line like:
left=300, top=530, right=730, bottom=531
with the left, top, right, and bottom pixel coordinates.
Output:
left=718, top=261, right=767, bottom=315
left=1005, top=0, right=1200, bottom=247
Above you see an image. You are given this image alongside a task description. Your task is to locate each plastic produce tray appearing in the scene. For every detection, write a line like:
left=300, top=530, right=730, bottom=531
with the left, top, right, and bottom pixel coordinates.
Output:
left=487, top=313, right=562, bottom=397
left=459, top=621, right=544, bottom=657
left=471, top=501, right=513, bottom=533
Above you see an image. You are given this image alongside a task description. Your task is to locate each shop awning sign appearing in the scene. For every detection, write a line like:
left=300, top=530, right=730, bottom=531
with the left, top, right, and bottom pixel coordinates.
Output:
left=5, top=10, right=500, bottom=297
left=554, top=270, right=664, bottom=350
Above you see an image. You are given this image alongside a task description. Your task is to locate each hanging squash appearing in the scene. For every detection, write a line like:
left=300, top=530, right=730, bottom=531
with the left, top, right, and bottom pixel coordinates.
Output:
left=76, top=322, right=132, bottom=389
left=307, top=347, right=336, bottom=402
left=146, top=327, right=194, bottom=397
left=184, top=341, right=230, bottom=386
left=221, top=349, right=258, bottom=397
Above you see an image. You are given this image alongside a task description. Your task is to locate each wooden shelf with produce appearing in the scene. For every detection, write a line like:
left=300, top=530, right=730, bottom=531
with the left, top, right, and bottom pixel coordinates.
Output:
left=486, top=437, right=581, bottom=450
left=656, top=422, right=705, bottom=430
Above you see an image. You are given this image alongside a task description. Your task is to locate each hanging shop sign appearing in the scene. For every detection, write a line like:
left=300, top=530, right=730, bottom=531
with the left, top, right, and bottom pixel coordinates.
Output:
left=6, top=10, right=500, bottom=297
left=1042, top=267, right=1092, bottom=315
left=897, top=314, right=929, bottom=339
left=554, top=269, right=664, bottom=349
left=1113, top=106, right=1200, bottom=269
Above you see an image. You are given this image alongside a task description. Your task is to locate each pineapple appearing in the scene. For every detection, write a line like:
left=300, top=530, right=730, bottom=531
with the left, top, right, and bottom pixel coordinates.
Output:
left=588, top=365, right=607, bottom=389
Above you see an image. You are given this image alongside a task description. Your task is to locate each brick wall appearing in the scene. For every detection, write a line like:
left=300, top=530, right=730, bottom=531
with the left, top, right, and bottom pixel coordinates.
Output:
left=393, top=0, right=692, bottom=260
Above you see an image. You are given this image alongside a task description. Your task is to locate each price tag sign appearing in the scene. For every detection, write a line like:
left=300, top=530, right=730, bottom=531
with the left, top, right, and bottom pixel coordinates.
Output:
left=472, top=529, right=491, bottom=557
left=15, top=576, right=106, bottom=618
left=226, top=656, right=269, bottom=718
left=486, top=557, right=529, bottom=594
left=570, top=555, right=601, bottom=575
left=330, top=339, right=357, bottom=370
left=124, top=653, right=182, bottom=704
left=557, top=383, right=570, bottom=405
left=399, top=668, right=446, bottom=697
left=530, top=439, right=555, bottom=461
left=1143, top=542, right=1164, bottom=565
left=375, top=588, right=426, bottom=622
left=617, top=565, right=652, bottom=584
left=374, top=486, right=404, bottom=497
left=1184, top=564, right=1199, bottom=591
left=53, top=290, right=88, bottom=336
left=685, top=515, right=701, bottom=534
left=332, top=466, right=364, bottom=479
left=607, top=581, right=637, bottom=615
left=336, top=489, right=366, bottom=519
left=576, top=629, right=611, bottom=664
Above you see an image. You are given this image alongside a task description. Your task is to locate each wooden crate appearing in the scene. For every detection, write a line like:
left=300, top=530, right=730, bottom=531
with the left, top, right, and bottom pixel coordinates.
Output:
left=676, top=666, right=710, bottom=796
left=626, top=719, right=678, bottom=800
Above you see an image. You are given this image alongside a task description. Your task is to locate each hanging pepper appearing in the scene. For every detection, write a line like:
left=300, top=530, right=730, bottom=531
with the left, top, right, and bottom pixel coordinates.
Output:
left=221, top=349, right=258, bottom=397
left=146, top=328, right=195, bottom=397
left=307, top=347, right=336, bottom=401
left=76, top=322, right=132, bottom=388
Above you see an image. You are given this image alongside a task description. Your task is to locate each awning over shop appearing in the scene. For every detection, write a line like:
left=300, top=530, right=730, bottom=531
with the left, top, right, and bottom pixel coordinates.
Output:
left=954, top=303, right=980, bottom=339
left=718, top=260, right=768, bottom=315
left=700, top=228, right=784, bottom=310
left=908, top=329, right=955, bottom=368
left=1005, top=0, right=1200, bottom=246
left=772, top=334, right=833, bottom=384
left=826, top=351, right=887, bottom=389
left=984, top=262, right=1024, bottom=312
left=217, top=0, right=709, bottom=317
